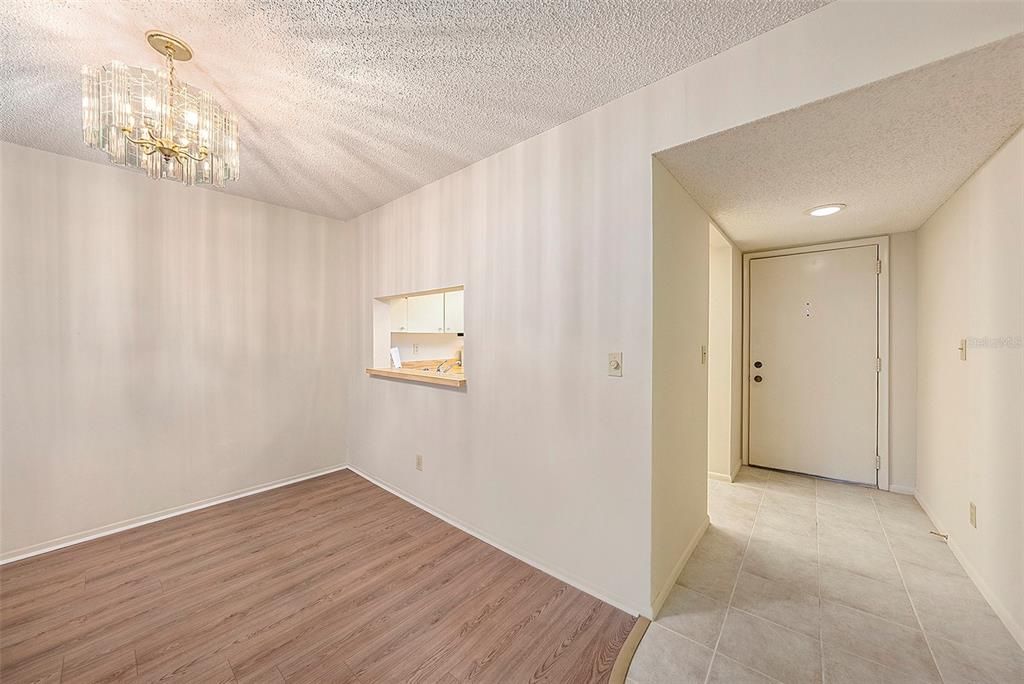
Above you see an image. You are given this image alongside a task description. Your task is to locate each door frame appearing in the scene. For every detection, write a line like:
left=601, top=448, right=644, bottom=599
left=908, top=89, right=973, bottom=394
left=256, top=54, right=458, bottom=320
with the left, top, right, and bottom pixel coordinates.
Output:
left=742, top=236, right=891, bottom=491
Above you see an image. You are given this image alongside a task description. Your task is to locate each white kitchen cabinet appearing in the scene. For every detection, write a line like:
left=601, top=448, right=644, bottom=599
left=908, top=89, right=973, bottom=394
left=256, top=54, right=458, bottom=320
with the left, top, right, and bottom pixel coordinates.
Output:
left=406, top=292, right=445, bottom=333
left=389, top=297, right=408, bottom=332
left=444, top=290, right=464, bottom=334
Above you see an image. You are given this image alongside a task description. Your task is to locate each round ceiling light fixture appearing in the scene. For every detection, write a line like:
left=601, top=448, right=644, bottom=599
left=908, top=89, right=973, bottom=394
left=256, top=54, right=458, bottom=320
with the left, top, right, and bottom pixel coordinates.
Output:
left=806, top=203, right=846, bottom=217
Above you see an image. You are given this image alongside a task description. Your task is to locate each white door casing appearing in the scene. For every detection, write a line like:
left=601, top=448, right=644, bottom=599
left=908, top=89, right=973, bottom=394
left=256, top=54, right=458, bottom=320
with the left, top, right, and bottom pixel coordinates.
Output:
left=743, top=238, right=890, bottom=487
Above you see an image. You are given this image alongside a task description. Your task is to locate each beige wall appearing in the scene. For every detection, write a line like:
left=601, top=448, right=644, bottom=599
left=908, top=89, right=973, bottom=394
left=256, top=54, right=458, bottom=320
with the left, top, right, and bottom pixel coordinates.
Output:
left=889, top=231, right=918, bottom=492
left=0, top=142, right=349, bottom=558
left=708, top=225, right=742, bottom=481
left=916, top=127, right=1023, bottom=646
left=651, top=160, right=709, bottom=611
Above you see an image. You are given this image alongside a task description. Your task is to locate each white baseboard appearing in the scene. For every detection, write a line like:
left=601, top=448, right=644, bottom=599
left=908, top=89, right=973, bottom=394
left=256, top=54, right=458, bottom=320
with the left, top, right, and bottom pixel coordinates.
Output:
left=648, top=515, right=710, bottom=619
left=888, top=483, right=916, bottom=495
left=708, top=471, right=733, bottom=483
left=914, top=493, right=1024, bottom=650
left=346, top=465, right=642, bottom=617
left=0, top=464, right=350, bottom=565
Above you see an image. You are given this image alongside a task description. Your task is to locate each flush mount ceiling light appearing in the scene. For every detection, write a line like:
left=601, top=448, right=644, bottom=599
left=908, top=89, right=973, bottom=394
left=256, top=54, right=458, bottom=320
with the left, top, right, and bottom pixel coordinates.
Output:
left=81, top=30, right=238, bottom=187
left=805, top=203, right=846, bottom=217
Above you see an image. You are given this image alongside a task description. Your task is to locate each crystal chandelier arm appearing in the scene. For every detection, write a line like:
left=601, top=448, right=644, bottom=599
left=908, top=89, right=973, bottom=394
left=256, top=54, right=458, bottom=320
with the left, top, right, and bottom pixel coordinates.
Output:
left=120, top=127, right=160, bottom=155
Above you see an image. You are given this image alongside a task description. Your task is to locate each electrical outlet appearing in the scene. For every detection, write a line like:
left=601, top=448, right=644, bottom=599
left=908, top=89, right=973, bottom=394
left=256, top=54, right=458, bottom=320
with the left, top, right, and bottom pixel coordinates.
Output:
left=416, top=454, right=423, bottom=471
left=413, top=343, right=419, bottom=354
left=608, top=352, right=623, bottom=377
left=969, top=502, right=977, bottom=528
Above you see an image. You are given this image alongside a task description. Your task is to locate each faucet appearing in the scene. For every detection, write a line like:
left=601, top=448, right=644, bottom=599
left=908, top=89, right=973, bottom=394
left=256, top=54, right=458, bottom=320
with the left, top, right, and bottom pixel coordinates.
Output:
left=435, top=361, right=449, bottom=373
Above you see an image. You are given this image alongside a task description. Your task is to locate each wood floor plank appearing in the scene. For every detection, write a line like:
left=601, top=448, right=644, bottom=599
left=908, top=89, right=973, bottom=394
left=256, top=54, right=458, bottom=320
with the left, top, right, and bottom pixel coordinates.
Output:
left=0, top=470, right=635, bottom=684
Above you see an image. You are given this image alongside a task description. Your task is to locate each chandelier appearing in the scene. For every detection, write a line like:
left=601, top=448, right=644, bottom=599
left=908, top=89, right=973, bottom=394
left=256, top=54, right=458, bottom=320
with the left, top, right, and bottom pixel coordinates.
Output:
left=81, top=31, right=239, bottom=187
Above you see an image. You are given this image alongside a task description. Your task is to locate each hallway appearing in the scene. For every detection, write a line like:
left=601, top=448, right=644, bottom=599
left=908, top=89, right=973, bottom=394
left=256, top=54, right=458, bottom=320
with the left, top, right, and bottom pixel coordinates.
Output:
left=628, top=467, right=1024, bottom=683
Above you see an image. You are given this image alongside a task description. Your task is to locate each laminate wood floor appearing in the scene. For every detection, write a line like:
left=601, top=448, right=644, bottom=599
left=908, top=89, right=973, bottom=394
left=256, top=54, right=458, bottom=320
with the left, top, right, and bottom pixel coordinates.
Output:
left=1, top=470, right=635, bottom=683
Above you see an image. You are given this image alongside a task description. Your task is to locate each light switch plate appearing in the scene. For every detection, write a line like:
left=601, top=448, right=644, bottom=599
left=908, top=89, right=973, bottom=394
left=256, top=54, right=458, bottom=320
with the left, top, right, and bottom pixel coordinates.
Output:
left=608, top=352, right=623, bottom=377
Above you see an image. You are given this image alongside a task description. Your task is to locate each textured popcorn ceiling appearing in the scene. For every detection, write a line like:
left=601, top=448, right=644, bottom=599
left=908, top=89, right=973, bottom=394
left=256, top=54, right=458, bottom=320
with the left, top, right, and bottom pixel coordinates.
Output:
left=657, top=34, right=1024, bottom=251
left=0, top=0, right=827, bottom=221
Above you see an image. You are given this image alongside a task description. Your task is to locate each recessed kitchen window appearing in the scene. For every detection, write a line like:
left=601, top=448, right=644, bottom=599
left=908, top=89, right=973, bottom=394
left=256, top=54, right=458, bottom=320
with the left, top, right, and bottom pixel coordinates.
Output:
left=366, top=286, right=466, bottom=388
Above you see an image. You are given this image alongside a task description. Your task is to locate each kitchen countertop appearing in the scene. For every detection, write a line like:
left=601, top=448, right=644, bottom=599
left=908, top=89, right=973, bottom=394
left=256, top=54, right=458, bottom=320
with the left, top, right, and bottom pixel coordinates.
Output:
left=365, top=359, right=465, bottom=388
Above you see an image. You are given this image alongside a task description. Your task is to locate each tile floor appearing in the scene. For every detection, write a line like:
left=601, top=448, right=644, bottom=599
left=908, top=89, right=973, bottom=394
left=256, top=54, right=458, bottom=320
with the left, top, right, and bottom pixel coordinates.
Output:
left=628, top=466, right=1024, bottom=683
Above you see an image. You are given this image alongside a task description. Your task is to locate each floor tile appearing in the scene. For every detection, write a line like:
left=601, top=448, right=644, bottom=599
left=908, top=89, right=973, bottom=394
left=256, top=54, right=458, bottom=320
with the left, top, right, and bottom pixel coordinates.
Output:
left=817, top=500, right=882, bottom=533
left=734, top=466, right=770, bottom=489
left=753, top=506, right=817, bottom=539
left=929, top=635, right=1024, bottom=684
left=717, top=608, right=821, bottom=684
left=885, top=531, right=963, bottom=575
left=819, top=565, right=918, bottom=628
left=696, top=523, right=751, bottom=560
left=817, top=519, right=890, bottom=557
left=711, top=479, right=764, bottom=511
left=818, top=536, right=902, bottom=586
left=899, top=558, right=976, bottom=599
left=875, top=504, right=934, bottom=536
left=764, top=478, right=817, bottom=502
left=743, top=537, right=819, bottom=595
left=762, top=490, right=817, bottom=517
left=871, top=489, right=924, bottom=512
left=816, top=481, right=877, bottom=513
left=913, top=590, right=1023, bottom=660
left=822, top=643, right=938, bottom=683
left=769, top=470, right=817, bottom=488
left=752, top=514, right=819, bottom=547
left=707, top=653, right=778, bottom=684
left=731, top=571, right=820, bottom=638
left=676, top=547, right=743, bottom=603
left=820, top=600, right=941, bottom=681
left=655, top=585, right=728, bottom=648
left=627, top=623, right=713, bottom=684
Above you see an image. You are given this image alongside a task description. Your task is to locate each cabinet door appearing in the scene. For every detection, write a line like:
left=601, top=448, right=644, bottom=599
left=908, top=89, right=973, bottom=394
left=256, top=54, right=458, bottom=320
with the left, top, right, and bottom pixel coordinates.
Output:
left=390, top=297, right=408, bottom=332
left=406, top=293, right=445, bottom=333
left=444, top=290, right=464, bottom=334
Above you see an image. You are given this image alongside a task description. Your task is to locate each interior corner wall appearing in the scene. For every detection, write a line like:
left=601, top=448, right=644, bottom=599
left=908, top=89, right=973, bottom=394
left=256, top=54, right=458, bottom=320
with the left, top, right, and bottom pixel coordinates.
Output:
left=0, top=142, right=349, bottom=558
left=915, top=127, right=1023, bottom=646
left=730, top=240, right=743, bottom=478
left=652, top=159, right=709, bottom=612
left=888, top=230, right=918, bottom=493
left=708, top=224, right=742, bottom=482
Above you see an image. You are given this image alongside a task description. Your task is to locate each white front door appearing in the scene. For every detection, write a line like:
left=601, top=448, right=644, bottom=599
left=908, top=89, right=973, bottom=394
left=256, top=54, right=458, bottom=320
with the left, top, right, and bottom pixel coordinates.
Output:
left=748, top=245, right=879, bottom=484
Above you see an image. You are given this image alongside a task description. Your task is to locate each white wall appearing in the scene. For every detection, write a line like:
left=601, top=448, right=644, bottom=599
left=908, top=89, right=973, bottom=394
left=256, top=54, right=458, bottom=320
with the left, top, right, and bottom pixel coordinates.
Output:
left=652, top=160, right=709, bottom=612
left=916, top=127, right=1023, bottom=646
left=889, top=231, right=918, bottom=492
left=337, top=2, right=1023, bottom=614
left=708, top=224, right=742, bottom=481
left=0, top=142, right=348, bottom=558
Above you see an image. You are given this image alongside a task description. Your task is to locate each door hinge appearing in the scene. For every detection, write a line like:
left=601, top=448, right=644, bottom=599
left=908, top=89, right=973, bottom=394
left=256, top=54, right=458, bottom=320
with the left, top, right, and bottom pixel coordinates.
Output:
left=876, top=453, right=881, bottom=470
left=875, top=259, right=882, bottom=274
left=875, top=357, right=881, bottom=373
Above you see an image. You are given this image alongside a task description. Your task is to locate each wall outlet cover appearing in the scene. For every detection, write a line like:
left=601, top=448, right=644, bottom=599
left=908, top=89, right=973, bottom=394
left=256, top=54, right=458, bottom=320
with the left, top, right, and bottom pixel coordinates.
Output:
left=608, top=352, right=623, bottom=377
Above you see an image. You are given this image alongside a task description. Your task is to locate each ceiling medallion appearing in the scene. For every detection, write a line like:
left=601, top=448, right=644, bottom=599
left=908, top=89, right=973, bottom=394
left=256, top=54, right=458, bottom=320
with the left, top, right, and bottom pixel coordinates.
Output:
left=81, top=30, right=239, bottom=187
